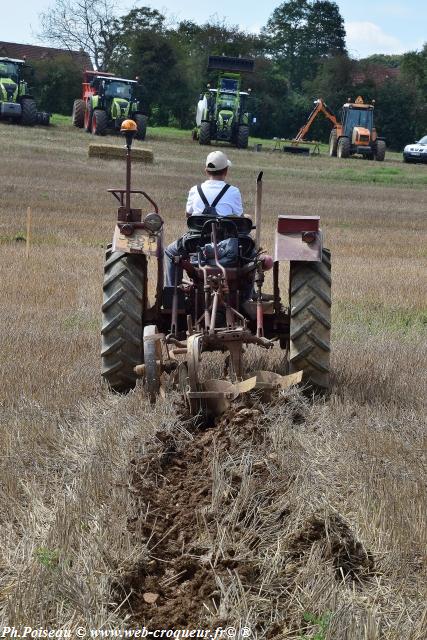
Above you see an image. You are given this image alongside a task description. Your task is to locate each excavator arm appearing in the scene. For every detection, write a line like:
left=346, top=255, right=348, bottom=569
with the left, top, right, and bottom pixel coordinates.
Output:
left=294, top=98, right=339, bottom=142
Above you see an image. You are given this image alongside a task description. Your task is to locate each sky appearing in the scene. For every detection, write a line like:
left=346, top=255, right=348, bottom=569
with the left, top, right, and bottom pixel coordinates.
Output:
left=1, top=0, right=426, bottom=59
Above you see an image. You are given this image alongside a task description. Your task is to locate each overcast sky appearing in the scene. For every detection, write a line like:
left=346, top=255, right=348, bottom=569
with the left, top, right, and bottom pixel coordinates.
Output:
left=1, top=0, right=426, bottom=59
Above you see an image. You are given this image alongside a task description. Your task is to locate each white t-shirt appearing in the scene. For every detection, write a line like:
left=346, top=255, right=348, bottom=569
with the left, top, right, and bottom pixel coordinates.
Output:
left=186, top=180, right=243, bottom=216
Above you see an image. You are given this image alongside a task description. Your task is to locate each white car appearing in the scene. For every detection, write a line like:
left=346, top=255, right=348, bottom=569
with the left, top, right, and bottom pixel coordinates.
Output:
left=403, top=135, right=427, bottom=163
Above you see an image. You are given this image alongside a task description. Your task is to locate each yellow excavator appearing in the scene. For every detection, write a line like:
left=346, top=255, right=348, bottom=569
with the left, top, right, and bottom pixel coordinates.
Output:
left=290, top=96, right=386, bottom=161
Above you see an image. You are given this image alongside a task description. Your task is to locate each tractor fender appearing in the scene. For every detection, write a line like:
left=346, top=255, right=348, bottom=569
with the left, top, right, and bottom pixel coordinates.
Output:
left=274, top=215, right=323, bottom=262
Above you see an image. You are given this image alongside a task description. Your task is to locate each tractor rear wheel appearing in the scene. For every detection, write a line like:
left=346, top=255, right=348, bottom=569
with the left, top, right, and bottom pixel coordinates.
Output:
left=237, top=125, right=249, bottom=149
left=134, top=114, right=147, bottom=140
left=21, top=99, right=37, bottom=126
left=199, top=122, right=211, bottom=145
left=84, top=105, right=92, bottom=132
left=72, top=99, right=85, bottom=128
left=101, top=250, right=147, bottom=392
left=92, top=110, right=108, bottom=135
left=374, top=139, right=386, bottom=161
left=289, top=248, right=331, bottom=390
left=337, top=137, right=350, bottom=159
left=329, top=129, right=338, bottom=157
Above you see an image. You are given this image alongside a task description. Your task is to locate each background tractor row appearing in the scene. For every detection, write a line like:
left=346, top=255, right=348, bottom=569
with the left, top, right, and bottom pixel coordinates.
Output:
left=194, top=56, right=255, bottom=149
left=72, top=70, right=147, bottom=139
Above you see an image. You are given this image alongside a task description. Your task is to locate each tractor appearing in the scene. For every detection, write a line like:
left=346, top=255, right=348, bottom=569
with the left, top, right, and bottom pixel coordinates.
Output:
left=194, top=56, right=254, bottom=149
left=72, top=70, right=147, bottom=139
left=101, top=120, right=331, bottom=420
left=0, top=57, right=38, bottom=126
left=289, top=97, right=386, bottom=161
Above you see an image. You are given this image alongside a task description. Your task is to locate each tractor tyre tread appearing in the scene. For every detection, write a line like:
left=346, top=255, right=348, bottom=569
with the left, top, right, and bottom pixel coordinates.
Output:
left=72, top=99, right=85, bottom=128
left=21, top=98, right=37, bottom=126
left=199, top=121, right=211, bottom=145
left=92, top=109, right=108, bottom=135
left=237, top=125, right=249, bottom=149
left=375, top=139, right=386, bottom=161
left=102, top=250, right=146, bottom=392
left=134, top=114, right=148, bottom=140
left=337, top=137, right=350, bottom=159
left=289, top=248, right=331, bottom=389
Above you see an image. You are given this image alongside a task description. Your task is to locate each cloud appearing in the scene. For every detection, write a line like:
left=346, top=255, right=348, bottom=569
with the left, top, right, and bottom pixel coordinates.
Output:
left=346, top=21, right=405, bottom=58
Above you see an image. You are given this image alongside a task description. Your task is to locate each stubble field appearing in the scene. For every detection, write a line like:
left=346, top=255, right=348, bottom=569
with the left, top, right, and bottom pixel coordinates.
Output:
left=0, top=121, right=426, bottom=638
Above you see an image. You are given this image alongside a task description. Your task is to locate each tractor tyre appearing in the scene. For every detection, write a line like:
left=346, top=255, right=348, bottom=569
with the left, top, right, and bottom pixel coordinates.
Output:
left=289, top=248, right=331, bottom=390
left=101, top=250, right=147, bottom=392
left=72, top=99, right=85, bottom=128
left=84, top=105, right=92, bottom=132
left=92, top=109, right=108, bottom=136
left=134, top=114, right=147, bottom=140
left=21, top=99, right=37, bottom=126
left=237, top=125, right=249, bottom=149
left=199, top=121, right=211, bottom=145
left=329, top=129, right=338, bottom=157
left=374, top=139, right=386, bottom=161
left=337, top=137, right=350, bottom=159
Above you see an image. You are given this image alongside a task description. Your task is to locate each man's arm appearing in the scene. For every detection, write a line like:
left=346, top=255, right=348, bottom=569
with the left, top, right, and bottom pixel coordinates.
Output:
left=232, top=187, right=244, bottom=216
left=186, top=186, right=196, bottom=217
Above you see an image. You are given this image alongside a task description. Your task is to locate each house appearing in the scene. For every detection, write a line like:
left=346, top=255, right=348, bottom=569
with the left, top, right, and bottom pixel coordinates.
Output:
left=0, top=41, right=92, bottom=70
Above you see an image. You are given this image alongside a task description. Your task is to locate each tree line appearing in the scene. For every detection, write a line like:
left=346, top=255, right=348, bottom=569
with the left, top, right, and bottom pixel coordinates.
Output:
left=32, top=0, right=427, bottom=149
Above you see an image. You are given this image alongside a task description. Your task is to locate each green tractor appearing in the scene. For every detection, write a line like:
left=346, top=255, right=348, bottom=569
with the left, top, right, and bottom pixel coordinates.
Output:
left=72, top=71, right=147, bottom=139
left=194, top=56, right=255, bottom=149
left=0, top=57, right=38, bottom=126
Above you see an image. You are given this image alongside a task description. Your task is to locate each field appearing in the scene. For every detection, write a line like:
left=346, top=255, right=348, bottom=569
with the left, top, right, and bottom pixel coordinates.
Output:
left=0, top=119, right=426, bottom=638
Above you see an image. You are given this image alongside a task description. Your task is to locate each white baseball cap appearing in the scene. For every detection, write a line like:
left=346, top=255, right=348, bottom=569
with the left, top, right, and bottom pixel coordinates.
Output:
left=205, top=150, right=232, bottom=172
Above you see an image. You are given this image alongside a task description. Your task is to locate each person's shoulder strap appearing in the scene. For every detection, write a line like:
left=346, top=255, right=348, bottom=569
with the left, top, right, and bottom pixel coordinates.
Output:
left=211, top=183, right=231, bottom=207
left=196, top=185, right=210, bottom=207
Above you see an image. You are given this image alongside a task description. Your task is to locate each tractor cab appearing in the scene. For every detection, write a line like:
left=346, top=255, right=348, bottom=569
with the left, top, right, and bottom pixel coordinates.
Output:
left=0, top=58, right=25, bottom=101
left=340, top=96, right=375, bottom=151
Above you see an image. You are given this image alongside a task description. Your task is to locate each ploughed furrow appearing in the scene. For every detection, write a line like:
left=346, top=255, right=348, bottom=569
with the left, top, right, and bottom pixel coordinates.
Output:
left=289, top=249, right=331, bottom=389
left=117, top=399, right=374, bottom=632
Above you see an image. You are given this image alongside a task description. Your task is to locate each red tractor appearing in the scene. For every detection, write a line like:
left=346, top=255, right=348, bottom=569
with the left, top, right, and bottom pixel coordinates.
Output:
left=101, top=121, right=331, bottom=419
left=72, top=70, right=147, bottom=139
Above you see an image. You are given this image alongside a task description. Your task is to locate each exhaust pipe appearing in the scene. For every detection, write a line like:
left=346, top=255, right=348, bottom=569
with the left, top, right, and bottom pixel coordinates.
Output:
left=255, top=170, right=263, bottom=251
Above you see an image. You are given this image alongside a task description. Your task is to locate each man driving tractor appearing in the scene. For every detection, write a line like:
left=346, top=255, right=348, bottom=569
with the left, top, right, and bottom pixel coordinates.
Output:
left=165, top=151, right=244, bottom=287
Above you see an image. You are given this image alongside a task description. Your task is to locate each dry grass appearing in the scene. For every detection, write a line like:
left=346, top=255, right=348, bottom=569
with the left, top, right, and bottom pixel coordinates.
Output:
left=0, top=120, right=426, bottom=637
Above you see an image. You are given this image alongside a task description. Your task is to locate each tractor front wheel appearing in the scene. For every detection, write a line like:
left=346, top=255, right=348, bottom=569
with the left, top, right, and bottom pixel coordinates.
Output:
left=101, top=250, right=147, bottom=392
left=237, top=125, right=249, bottom=149
left=329, top=129, right=338, bottom=157
left=134, top=114, right=147, bottom=140
left=289, top=248, right=331, bottom=390
left=337, top=137, right=350, bottom=159
left=92, top=110, right=108, bottom=135
left=72, top=99, right=85, bottom=128
left=21, top=99, right=37, bottom=126
left=374, top=139, right=386, bottom=161
left=199, top=122, right=211, bottom=145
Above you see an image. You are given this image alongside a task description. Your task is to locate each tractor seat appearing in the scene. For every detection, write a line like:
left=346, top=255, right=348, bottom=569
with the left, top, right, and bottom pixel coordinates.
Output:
left=182, top=234, right=255, bottom=259
left=186, top=214, right=253, bottom=235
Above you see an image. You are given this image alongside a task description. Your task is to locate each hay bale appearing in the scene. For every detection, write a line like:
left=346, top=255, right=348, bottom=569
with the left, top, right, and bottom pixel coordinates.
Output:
left=88, top=144, right=154, bottom=163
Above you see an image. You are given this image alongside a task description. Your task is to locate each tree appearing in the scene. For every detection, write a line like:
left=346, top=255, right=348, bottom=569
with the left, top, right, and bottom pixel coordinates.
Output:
left=263, top=0, right=346, bottom=88
left=31, top=55, right=82, bottom=114
left=39, top=0, right=117, bottom=69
